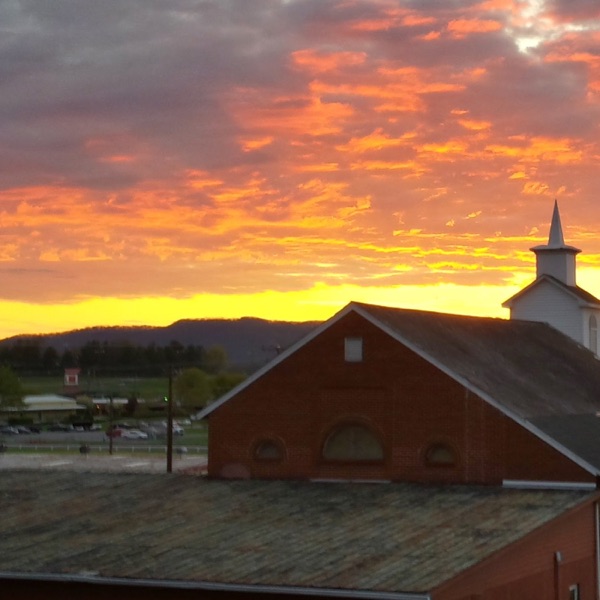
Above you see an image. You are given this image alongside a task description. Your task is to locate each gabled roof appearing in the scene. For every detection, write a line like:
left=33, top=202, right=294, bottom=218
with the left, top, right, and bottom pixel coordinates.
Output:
left=502, top=274, right=600, bottom=308
left=0, top=470, right=595, bottom=597
left=351, top=302, right=600, bottom=418
left=199, top=301, right=600, bottom=475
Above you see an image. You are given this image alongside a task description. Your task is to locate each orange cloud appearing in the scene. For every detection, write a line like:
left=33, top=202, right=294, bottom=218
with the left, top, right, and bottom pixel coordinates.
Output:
left=227, top=88, right=354, bottom=136
left=291, top=49, right=366, bottom=73
left=447, top=18, right=503, bottom=38
left=239, top=136, right=274, bottom=152
left=336, top=128, right=413, bottom=153
left=458, top=118, right=492, bottom=131
left=485, top=137, right=584, bottom=164
left=348, top=7, right=436, bottom=32
left=420, top=140, right=470, bottom=155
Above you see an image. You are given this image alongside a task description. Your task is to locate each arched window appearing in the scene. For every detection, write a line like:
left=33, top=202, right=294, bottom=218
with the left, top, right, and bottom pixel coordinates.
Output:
left=254, top=439, right=284, bottom=461
left=589, top=315, right=598, bottom=354
left=322, top=423, right=384, bottom=462
left=425, top=443, right=457, bottom=467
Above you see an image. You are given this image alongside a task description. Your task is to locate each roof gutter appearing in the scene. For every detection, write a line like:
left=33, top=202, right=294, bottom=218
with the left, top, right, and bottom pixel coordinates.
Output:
left=0, top=572, right=431, bottom=600
left=503, top=480, right=597, bottom=491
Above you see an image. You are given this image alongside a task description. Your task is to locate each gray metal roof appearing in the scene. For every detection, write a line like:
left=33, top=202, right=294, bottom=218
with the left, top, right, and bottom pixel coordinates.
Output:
left=0, top=470, right=593, bottom=596
left=354, top=302, right=600, bottom=420
left=529, top=414, right=600, bottom=472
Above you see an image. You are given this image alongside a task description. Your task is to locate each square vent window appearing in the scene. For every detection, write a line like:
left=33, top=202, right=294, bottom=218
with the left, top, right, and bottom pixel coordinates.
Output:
left=344, top=336, right=363, bottom=362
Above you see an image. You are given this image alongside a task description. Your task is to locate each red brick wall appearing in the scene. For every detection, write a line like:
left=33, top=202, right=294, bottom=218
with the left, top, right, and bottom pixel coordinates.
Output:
left=432, top=498, right=598, bottom=600
left=208, top=311, right=593, bottom=484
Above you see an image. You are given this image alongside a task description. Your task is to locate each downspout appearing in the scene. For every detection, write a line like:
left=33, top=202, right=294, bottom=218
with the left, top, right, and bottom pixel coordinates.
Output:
left=554, top=551, right=562, bottom=600
left=596, top=502, right=600, bottom=600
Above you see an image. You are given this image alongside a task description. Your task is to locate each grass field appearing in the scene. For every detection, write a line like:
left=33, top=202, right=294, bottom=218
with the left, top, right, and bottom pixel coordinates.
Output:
left=22, top=375, right=170, bottom=400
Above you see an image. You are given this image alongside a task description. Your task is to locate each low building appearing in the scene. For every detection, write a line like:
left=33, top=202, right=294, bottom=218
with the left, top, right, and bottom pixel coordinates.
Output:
left=2, top=394, right=87, bottom=423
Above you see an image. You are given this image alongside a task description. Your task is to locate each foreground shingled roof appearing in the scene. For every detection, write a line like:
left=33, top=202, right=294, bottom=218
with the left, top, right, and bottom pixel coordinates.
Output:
left=0, top=470, right=593, bottom=596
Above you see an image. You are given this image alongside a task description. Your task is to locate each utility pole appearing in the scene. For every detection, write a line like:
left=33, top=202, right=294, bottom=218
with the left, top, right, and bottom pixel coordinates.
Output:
left=166, top=367, right=174, bottom=473
left=108, top=395, right=114, bottom=456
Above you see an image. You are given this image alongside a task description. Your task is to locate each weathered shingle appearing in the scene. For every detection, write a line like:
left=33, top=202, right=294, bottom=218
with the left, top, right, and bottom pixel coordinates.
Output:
left=0, top=470, right=593, bottom=595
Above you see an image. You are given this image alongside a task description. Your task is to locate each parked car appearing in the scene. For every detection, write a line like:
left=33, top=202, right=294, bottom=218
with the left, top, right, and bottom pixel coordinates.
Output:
left=15, top=426, right=31, bottom=434
left=48, top=423, right=73, bottom=432
left=159, top=421, right=185, bottom=436
left=121, top=429, right=148, bottom=440
left=140, top=426, right=160, bottom=439
left=0, top=426, right=18, bottom=435
left=105, top=428, right=124, bottom=438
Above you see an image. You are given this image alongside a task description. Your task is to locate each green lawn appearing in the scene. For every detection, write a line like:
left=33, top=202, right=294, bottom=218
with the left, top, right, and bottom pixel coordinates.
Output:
left=22, top=375, right=170, bottom=401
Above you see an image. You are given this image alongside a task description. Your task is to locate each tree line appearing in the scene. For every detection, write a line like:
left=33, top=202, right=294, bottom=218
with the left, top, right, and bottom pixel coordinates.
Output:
left=0, top=338, right=231, bottom=377
left=0, top=339, right=248, bottom=414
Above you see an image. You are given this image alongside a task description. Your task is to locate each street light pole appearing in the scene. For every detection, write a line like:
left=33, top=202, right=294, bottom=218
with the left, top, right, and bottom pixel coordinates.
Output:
left=108, top=395, right=114, bottom=456
left=166, top=367, right=173, bottom=473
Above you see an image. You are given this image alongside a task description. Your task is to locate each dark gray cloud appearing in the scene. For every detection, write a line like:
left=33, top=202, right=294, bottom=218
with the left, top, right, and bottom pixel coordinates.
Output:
left=546, top=0, right=600, bottom=21
left=0, top=0, right=599, bottom=315
left=0, top=0, right=301, bottom=190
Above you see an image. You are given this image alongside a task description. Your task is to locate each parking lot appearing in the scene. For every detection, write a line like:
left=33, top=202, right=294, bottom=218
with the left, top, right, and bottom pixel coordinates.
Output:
left=0, top=427, right=207, bottom=474
left=0, top=452, right=207, bottom=473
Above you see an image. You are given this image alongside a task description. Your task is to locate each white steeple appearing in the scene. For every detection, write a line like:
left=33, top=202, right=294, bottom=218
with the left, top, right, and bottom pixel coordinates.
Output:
left=530, top=200, right=580, bottom=286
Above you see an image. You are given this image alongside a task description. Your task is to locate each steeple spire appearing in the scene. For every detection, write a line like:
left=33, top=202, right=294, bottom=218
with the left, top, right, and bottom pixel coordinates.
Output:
left=547, top=199, right=565, bottom=247
left=531, top=201, right=580, bottom=286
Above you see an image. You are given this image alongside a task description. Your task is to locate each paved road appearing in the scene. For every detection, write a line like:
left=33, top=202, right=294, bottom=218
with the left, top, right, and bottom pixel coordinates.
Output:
left=2, top=430, right=204, bottom=451
left=0, top=452, right=207, bottom=474
left=4, top=430, right=171, bottom=444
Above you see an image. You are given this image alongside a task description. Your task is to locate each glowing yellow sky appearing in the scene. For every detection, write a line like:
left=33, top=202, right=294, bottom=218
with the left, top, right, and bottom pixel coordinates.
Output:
left=1, top=0, right=600, bottom=339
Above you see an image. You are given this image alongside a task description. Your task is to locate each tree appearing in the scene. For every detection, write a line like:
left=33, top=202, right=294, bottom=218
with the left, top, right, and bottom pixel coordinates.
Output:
left=0, top=365, right=24, bottom=408
left=202, top=345, right=228, bottom=374
left=211, top=372, right=246, bottom=400
left=174, top=368, right=212, bottom=411
left=41, top=346, right=60, bottom=374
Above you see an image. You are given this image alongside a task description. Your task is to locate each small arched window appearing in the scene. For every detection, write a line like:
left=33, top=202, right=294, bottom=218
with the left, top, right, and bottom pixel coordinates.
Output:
left=322, top=424, right=384, bottom=462
left=425, top=443, right=457, bottom=467
left=589, top=315, right=598, bottom=354
left=254, top=439, right=284, bottom=461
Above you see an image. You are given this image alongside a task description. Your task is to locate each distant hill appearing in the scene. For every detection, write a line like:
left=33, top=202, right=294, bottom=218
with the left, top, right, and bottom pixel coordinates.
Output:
left=0, top=317, right=321, bottom=370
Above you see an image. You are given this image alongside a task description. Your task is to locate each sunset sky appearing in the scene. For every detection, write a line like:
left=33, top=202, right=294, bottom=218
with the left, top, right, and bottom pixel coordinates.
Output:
left=1, top=0, right=600, bottom=339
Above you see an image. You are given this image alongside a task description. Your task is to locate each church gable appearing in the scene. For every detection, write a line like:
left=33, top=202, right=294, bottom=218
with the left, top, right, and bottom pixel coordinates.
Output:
left=505, top=276, right=584, bottom=344
left=205, top=306, right=594, bottom=485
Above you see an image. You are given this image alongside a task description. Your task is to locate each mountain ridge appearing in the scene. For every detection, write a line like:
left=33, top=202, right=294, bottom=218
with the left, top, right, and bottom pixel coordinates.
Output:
left=0, top=317, right=321, bottom=369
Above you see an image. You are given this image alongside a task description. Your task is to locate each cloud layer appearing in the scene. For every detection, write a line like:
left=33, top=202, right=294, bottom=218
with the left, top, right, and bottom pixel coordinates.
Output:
left=1, top=0, right=600, bottom=333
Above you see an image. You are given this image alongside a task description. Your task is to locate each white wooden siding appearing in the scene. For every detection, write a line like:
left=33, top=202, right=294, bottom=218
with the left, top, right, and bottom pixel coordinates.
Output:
left=510, top=280, right=583, bottom=344
left=581, top=308, right=600, bottom=355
